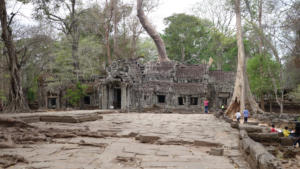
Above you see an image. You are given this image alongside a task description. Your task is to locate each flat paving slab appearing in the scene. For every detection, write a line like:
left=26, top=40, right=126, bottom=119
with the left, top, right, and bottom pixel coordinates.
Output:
left=0, top=112, right=250, bottom=169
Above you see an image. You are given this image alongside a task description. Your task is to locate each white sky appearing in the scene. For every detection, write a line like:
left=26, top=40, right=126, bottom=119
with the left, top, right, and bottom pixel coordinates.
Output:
left=13, top=0, right=201, bottom=32
left=149, top=0, right=200, bottom=32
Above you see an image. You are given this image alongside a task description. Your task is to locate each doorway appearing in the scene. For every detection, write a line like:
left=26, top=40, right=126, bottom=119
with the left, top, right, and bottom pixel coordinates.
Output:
left=48, top=98, right=57, bottom=109
left=113, top=88, right=121, bottom=109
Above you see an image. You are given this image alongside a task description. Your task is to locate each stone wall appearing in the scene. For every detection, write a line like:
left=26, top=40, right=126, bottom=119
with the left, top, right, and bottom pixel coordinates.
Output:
left=100, top=59, right=235, bottom=111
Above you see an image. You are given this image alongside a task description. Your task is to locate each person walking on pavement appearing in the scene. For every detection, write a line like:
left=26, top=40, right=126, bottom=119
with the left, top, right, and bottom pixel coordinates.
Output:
left=243, top=109, right=249, bottom=123
left=204, top=99, right=209, bottom=114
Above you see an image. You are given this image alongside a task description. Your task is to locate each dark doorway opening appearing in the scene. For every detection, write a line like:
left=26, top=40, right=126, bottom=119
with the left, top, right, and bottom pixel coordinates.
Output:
left=190, top=97, right=198, bottom=105
left=48, top=98, right=57, bottom=109
left=84, top=96, right=91, bottom=105
left=222, top=98, right=227, bottom=105
left=157, top=95, right=166, bottom=103
left=113, top=88, right=121, bottom=109
left=178, top=97, right=184, bottom=105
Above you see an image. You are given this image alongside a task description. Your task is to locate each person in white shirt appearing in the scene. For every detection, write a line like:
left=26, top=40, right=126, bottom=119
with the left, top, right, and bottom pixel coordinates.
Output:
left=235, top=111, right=241, bottom=123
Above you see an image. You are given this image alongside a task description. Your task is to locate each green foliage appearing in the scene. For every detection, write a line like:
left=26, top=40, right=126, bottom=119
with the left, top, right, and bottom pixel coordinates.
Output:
left=26, top=76, right=38, bottom=103
left=247, top=54, right=280, bottom=97
left=162, top=13, right=237, bottom=71
left=64, top=82, right=87, bottom=107
left=78, top=35, right=103, bottom=77
left=0, top=90, right=6, bottom=103
left=137, top=37, right=158, bottom=62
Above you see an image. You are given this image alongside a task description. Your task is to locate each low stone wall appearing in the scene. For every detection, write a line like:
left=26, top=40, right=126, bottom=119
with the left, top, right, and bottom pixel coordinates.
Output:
left=217, top=114, right=284, bottom=169
left=239, top=130, right=282, bottom=169
left=14, top=112, right=103, bottom=123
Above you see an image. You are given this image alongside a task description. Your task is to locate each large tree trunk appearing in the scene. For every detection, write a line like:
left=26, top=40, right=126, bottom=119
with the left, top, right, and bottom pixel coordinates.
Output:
left=70, top=0, right=80, bottom=80
left=254, top=0, right=284, bottom=114
left=112, top=0, right=119, bottom=59
left=104, top=0, right=113, bottom=65
left=0, top=0, right=30, bottom=113
left=225, top=0, right=263, bottom=117
left=181, top=46, right=185, bottom=62
left=105, top=28, right=112, bottom=65
left=260, top=95, right=265, bottom=111
left=131, top=27, right=137, bottom=58
left=71, top=34, right=80, bottom=80
left=137, top=0, right=170, bottom=62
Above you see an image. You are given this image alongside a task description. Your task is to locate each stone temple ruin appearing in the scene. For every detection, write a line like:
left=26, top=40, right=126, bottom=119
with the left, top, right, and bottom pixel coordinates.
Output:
left=43, top=59, right=235, bottom=111
left=98, top=59, right=235, bottom=112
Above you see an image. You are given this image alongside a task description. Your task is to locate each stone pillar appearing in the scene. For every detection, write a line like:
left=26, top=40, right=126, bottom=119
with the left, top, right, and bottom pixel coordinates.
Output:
left=121, top=84, right=127, bottom=110
left=108, top=86, right=114, bottom=109
left=57, top=95, right=60, bottom=109
left=102, top=85, right=108, bottom=109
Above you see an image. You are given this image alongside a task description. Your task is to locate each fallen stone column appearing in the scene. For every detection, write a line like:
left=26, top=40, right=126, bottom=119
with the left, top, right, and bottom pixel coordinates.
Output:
left=247, top=133, right=280, bottom=143
left=239, top=130, right=282, bottom=169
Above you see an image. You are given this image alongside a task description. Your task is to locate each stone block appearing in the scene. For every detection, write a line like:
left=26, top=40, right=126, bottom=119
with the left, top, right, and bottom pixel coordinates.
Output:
left=280, top=137, right=297, bottom=146
left=248, top=133, right=279, bottom=143
left=247, top=122, right=259, bottom=126
left=231, top=122, right=239, bottom=129
left=40, top=115, right=78, bottom=123
left=209, top=147, right=224, bottom=156
left=18, top=116, right=40, bottom=123
left=39, top=113, right=103, bottom=123
left=193, top=140, right=221, bottom=147
left=135, top=135, right=160, bottom=144
left=283, top=148, right=296, bottom=158
left=239, top=125, right=263, bottom=133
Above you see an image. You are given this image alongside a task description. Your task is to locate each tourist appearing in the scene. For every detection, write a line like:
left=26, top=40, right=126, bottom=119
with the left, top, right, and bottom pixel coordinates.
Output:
left=291, top=122, right=300, bottom=147
left=235, top=111, right=241, bottom=123
left=283, top=126, right=290, bottom=137
left=204, top=99, right=209, bottom=113
left=270, top=124, right=277, bottom=133
left=243, top=109, right=249, bottom=123
left=221, top=105, right=225, bottom=112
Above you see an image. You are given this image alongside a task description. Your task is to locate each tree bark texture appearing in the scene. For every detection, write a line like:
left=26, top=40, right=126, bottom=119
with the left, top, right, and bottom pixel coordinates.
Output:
left=137, top=0, right=170, bottom=62
left=104, top=0, right=113, bottom=65
left=70, top=0, right=80, bottom=80
left=0, top=0, right=30, bottom=113
left=255, top=0, right=284, bottom=114
left=112, top=0, right=119, bottom=59
left=225, top=0, right=263, bottom=117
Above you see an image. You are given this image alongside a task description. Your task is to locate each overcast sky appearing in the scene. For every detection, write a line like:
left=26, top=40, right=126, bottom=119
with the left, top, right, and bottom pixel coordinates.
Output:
left=13, top=0, right=201, bottom=32
left=149, top=0, right=200, bottom=32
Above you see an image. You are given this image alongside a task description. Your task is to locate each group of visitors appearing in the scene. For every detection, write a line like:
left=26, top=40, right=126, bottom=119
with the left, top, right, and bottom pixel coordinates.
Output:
left=203, top=99, right=250, bottom=124
left=270, top=122, right=300, bottom=147
left=235, top=109, right=249, bottom=124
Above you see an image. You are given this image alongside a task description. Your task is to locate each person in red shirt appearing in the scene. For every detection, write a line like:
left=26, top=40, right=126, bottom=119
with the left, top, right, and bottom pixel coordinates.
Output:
left=271, top=124, right=277, bottom=133
left=204, top=99, right=209, bottom=113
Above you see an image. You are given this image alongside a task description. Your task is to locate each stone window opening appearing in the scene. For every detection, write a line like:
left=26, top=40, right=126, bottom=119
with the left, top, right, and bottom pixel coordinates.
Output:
left=84, top=96, right=91, bottom=105
left=178, top=97, right=184, bottom=105
left=190, top=97, right=198, bottom=105
left=48, top=98, right=57, bottom=109
left=144, top=95, right=148, bottom=100
left=157, top=95, right=166, bottom=103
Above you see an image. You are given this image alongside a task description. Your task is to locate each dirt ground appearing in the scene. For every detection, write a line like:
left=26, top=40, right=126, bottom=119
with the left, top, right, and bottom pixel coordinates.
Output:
left=0, top=110, right=250, bottom=169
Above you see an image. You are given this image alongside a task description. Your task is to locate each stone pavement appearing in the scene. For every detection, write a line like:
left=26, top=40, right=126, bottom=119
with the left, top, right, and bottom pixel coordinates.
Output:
left=1, top=112, right=250, bottom=169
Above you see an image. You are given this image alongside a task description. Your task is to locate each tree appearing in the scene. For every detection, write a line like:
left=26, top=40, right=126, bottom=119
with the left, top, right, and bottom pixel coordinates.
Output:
left=163, top=14, right=212, bottom=63
left=242, top=0, right=297, bottom=114
left=137, top=0, right=169, bottom=62
left=225, top=0, right=263, bottom=116
left=162, top=13, right=237, bottom=70
left=247, top=53, right=280, bottom=110
left=0, top=0, right=30, bottom=112
left=192, top=0, right=234, bottom=36
left=64, top=82, right=87, bottom=107
left=34, top=0, right=83, bottom=80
